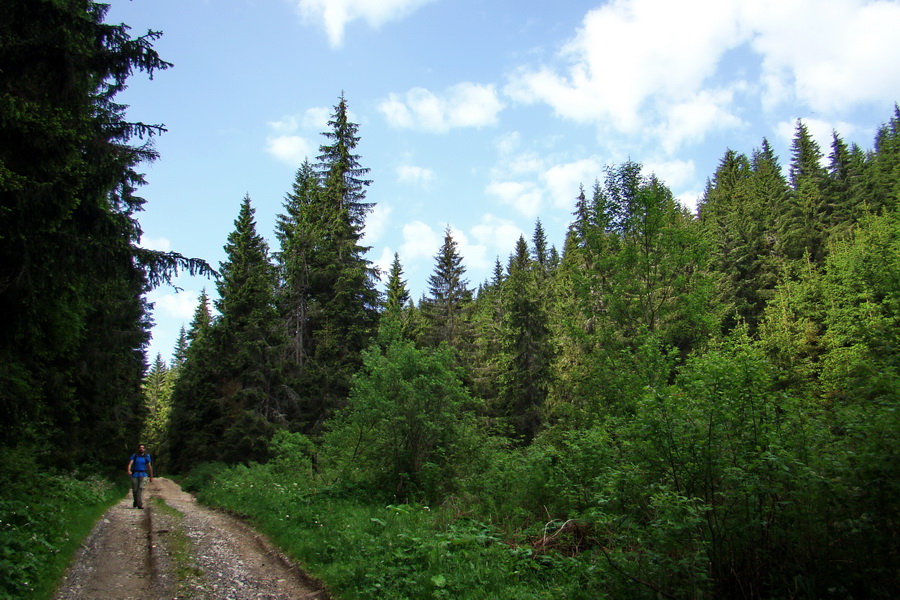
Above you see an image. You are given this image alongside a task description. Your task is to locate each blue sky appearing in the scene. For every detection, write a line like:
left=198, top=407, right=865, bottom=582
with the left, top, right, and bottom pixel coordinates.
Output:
left=104, top=0, right=900, bottom=362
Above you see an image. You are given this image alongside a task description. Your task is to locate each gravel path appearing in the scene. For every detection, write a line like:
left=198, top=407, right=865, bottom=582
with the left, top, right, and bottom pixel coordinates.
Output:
left=53, top=478, right=328, bottom=600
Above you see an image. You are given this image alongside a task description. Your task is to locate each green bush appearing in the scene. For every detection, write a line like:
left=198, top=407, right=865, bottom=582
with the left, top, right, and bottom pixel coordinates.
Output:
left=180, top=461, right=231, bottom=493
left=193, top=461, right=612, bottom=600
left=0, top=447, right=122, bottom=600
left=321, top=335, right=486, bottom=503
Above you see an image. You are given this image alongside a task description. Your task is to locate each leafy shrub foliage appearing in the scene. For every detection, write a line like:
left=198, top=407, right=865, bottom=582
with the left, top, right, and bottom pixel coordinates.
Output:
left=0, top=448, right=120, bottom=600
left=321, top=328, right=484, bottom=503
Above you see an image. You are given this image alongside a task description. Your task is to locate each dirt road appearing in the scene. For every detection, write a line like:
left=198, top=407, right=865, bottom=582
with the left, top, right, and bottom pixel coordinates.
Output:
left=53, top=477, right=327, bottom=600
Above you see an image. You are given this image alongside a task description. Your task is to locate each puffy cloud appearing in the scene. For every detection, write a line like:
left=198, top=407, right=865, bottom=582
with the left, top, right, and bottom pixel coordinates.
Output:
left=505, top=0, right=744, bottom=134
left=151, top=290, right=200, bottom=320
left=643, top=158, right=697, bottom=191
left=470, top=215, right=525, bottom=261
left=379, top=83, right=505, bottom=133
left=266, top=135, right=313, bottom=166
left=396, top=220, right=501, bottom=281
left=654, top=88, right=747, bottom=154
left=397, top=164, right=435, bottom=187
left=400, top=220, right=443, bottom=260
left=504, top=0, right=900, bottom=154
left=363, top=203, right=393, bottom=245
left=302, top=106, right=332, bottom=131
left=774, top=117, right=858, bottom=153
left=541, top=158, right=602, bottom=210
left=373, top=247, right=396, bottom=283
left=485, top=180, right=543, bottom=218
left=676, top=189, right=705, bottom=214
left=487, top=153, right=604, bottom=217
left=294, top=0, right=436, bottom=47
left=743, top=0, right=900, bottom=112
left=449, top=227, right=491, bottom=272
left=265, top=107, right=332, bottom=165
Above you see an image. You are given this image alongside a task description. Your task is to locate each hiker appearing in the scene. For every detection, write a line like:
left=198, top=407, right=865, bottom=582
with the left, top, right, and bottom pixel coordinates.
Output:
left=127, top=444, right=153, bottom=509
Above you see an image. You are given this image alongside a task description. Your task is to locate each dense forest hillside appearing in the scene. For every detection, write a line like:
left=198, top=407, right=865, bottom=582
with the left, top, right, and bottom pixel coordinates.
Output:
left=2, top=1, right=899, bottom=598
left=150, top=101, right=900, bottom=597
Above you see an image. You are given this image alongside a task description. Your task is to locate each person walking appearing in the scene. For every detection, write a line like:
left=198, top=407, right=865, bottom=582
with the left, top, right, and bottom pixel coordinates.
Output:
left=127, top=444, right=153, bottom=509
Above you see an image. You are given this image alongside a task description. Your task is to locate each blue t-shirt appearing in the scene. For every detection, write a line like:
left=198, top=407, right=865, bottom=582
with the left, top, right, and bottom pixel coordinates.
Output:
left=130, top=453, right=151, bottom=477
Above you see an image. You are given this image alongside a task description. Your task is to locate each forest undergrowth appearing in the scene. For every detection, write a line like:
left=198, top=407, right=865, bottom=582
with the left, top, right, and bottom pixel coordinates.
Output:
left=0, top=448, right=125, bottom=600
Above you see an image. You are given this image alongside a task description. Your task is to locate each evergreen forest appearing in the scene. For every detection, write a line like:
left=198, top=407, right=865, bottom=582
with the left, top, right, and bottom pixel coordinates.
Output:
left=2, top=2, right=899, bottom=598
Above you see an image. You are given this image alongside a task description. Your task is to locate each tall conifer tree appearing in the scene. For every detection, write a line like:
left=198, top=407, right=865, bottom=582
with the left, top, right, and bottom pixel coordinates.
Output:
left=498, top=235, right=551, bottom=442
left=278, top=95, right=379, bottom=430
left=0, top=0, right=211, bottom=457
left=780, top=120, right=829, bottom=263
left=214, top=195, right=284, bottom=427
left=420, top=227, right=473, bottom=349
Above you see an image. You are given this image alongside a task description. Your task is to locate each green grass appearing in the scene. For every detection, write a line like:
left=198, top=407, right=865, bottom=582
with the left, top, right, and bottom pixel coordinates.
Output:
left=150, top=497, right=204, bottom=589
left=0, top=453, right=126, bottom=600
left=29, top=483, right=126, bottom=600
left=193, top=463, right=609, bottom=600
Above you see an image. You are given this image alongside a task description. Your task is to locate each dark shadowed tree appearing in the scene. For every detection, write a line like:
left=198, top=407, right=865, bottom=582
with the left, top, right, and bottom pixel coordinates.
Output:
left=0, top=0, right=211, bottom=461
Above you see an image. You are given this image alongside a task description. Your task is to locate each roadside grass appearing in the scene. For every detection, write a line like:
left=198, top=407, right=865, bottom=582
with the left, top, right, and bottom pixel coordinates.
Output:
left=0, top=448, right=126, bottom=600
left=193, top=463, right=606, bottom=600
left=150, top=497, right=204, bottom=589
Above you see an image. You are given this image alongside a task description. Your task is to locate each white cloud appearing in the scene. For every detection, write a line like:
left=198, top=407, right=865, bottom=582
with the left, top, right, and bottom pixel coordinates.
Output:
left=470, top=215, right=525, bottom=261
left=676, top=189, right=705, bottom=214
left=505, top=0, right=744, bottom=134
left=450, top=226, right=490, bottom=272
left=485, top=180, right=543, bottom=218
left=541, top=158, right=602, bottom=210
left=486, top=151, right=604, bottom=217
left=400, top=220, right=443, bottom=260
left=504, top=0, right=900, bottom=154
left=295, top=0, right=436, bottom=47
left=655, top=88, right=746, bottom=154
left=494, top=131, right=522, bottom=155
left=743, top=0, right=900, bottom=113
left=774, top=117, right=857, bottom=155
left=265, top=109, right=329, bottom=165
left=139, top=236, right=171, bottom=251
left=152, top=290, right=199, bottom=320
left=379, top=83, right=505, bottom=133
left=267, top=116, right=300, bottom=135
left=505, top=152, right=546, bottom=177
left=302, top=107, right=332, bottom=131
left=397, top=164, right=435, bottom=187
left=363, top=203, right=393, bottom=245
left=266, top=135, right=313, bottom=166
left=374, top=247, right=395, bottom=283
left=643, top=158, right=697, bottom=191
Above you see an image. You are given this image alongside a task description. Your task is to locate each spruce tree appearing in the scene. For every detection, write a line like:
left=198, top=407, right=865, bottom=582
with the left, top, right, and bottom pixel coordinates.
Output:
left=385, top=253, right=411, bottom=312
left=469, top=258, right=505, bottom=409
left=279, top=95, right=379, bottom=430
left=0, top=0, right=211, bottom=458
left=213, top=195, right=285, bottom=431
left=382, top=253, right=414, bottom=339
left=780, top=120, right=829, bottom=263
left=170, top=197, right=284, bottom=468
left=316, top=93, right=373, bottom=225
left=167, top=289, right=222, bottom=471
left=532, top=219, right=549, bottom=273
left=275, top=160, right=319, bottom=368
left=420, top=227, right=473, bottom=349
left=141, top=354, right=173, bottom=463
left=172, top=326, right=189, bottom=369
left=867, top=105, right=900, bottom=213
left=498, top=235, right=551, bottom=442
